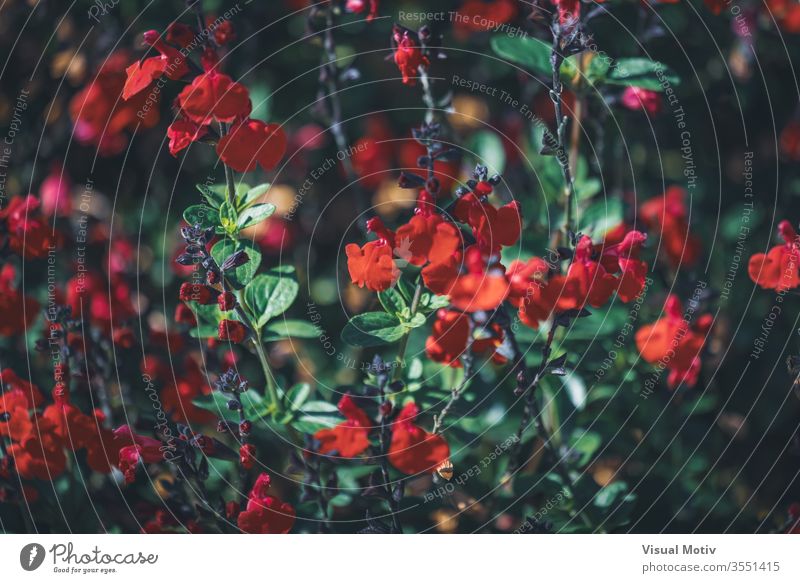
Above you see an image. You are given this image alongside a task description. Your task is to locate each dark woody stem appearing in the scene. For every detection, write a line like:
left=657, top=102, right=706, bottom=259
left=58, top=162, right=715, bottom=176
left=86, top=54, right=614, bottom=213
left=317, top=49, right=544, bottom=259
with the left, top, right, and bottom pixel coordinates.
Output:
left=432, top=330, right=474, bottom=434
left=501, top=314, right=594, bottom=530
left=548, top=35, right=579, bottom=246
left=378, top=379, right=403, bottom=533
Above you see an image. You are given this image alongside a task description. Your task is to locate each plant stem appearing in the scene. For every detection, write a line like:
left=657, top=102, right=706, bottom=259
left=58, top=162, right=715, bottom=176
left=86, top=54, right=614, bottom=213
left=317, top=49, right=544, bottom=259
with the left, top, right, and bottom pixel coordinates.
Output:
left=393, top=279, right=423, bottom=380
left=252, top=331, right=282, bottom=416
left=219, top=122, right=237, bottom=205
left=432, top=345, right=473, bottom=434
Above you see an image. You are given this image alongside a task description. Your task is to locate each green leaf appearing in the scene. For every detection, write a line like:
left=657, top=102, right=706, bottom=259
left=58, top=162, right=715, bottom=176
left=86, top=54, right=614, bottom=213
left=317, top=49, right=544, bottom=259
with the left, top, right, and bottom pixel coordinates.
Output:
left=468, top=131, right=506, bottom=176
left=378, top=288, right=408, bottom=316
left=606, top=58, right=679, bottom=92
left=197, top=183, right=227, bottom=208
left=187, top=303, right=226, bottom=338
left=292, top=400, right=341, bottom=433
left=404, top=312, right=427, bottom=329
left=263, top=319, right=320, bottom=340
left=211, top=239, right=262, bottom=288
left=237, top=203, right=276, bottom=230
left=240, top=183, right=271, bottom=209
left=183, top=205, right=220, bottom=229
left=285, top=383, right=313, bottom=412
left=578, top=197, right=623, bottom=235
left=491, top=35, right=552, bottom=76
left=594, top=481, right=634, bottom=509
left=341, top=312, right=406, bottom=347
left=245, top=271, right=299, bottom=329
left=569, top=430, right=602, bottom=466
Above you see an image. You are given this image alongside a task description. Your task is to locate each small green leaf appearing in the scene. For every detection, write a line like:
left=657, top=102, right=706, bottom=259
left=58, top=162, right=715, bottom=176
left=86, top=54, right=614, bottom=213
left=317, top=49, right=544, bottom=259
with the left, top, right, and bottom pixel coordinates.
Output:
left=341, top=312, right=406, bottom=347
left=183, top=205, right=219, bottom=229
left=187, top=302, right=226, bottom=338
left=292, top=400, right=341, bottom=433
left=245, top=271, right=299, bottom=328
left=211, top=239, right=262, bottom=288
left=263, top=319, right=319, bottom=340
left=569, top=430, right=602, bottom=466
left=491, top=35, right=552, bottom=76
left=193, top=389, right=268, bottom=422
left=237, top=203, right=276, bottom=230
left=404, top=312, right=427, bottom=329
left=594, top=481, right=634, bottom=509
left=285, top=383, right=313, bottom=412
left=240, top=183, right=271, bottom=209
left=606, top=58, right=679, bottom=92
left=197, top=183, right=227, bottom=208
left=378, top=288, right=408, bottom=316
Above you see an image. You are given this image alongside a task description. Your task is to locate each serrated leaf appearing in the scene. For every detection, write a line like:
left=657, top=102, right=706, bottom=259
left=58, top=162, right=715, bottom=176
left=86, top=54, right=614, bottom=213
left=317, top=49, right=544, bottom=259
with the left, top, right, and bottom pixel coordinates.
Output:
left=237, top=203, right=276, bottom=230
left=342, top=312, right=406, bottom=347
left=211, top=239, right=262, bottom=288
left=245, top=271, right=299, bottom=329
left=183, top=205, right=219, bottom=229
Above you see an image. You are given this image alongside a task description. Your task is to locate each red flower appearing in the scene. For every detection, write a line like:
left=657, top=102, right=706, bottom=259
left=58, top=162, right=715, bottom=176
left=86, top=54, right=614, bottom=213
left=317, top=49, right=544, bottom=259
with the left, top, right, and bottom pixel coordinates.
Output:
left=640, top=186, right=701, bottom=268
left=446, top=247, right=510, bottom=313
left=166, top=118, right=209, bottom=157
left=315, top=394, right=373, bottom=457
left=635, top=295, right=712, bottom=389
left=394, top=191, right=461, bottom=267
left=179, top=282, right=215, bottom=304
left=177, top=71, right=251, bottom=124
left=218, top=319, right=248, bottom=343
left=8, top=418, right=67, bottom=480
left=218, top=291, right=236, bottom=311
left=346, top=218, right=400, bottom=291
left=453, top=190, right=521, bottom=253
left=160, top=358, right=215, bottom=425
left=0, top=264, right=39, bottom=337
left=426, top=309, right=506, bottom=367
left=70, top=51, right=160, bottom=155
left=0, top=195, right=62, bottom=259
left=393, top=28, right=429, bottom=86
left=238, top=473, right=296, bottom=533
left=122, top=30, right=189, bottom=100
left=216, top=119, right=287, bottom=172
left=621, top=86, right=662, bottom=115
left=240, top=444, right=257, bottom=470
left=39, top=164, right=72, bottom=217
left=388, top=402, right=450, bottom=475
left=748, top=220, right=800, bottom=291
left=114, top=425, right=165, bottom=484
left=346, top=0, right=379, bottom=21
left=454, top=0, right=518, bottom=37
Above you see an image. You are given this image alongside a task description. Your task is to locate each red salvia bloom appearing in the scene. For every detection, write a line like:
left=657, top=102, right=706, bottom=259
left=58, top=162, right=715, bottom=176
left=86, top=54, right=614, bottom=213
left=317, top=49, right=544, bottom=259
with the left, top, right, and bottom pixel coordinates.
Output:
left=238, top=473, right=296, bottom=533
left=454, top=0, right=518, bottom=37
left=7, top=418, right=67, bottom=481
left=70, top=51, right=160, bottom=156
left=446, top=247, right=510, bottom=313
left=0, top=195, right=62, bottom=259
left=453, top=190, right=522, bottom=253
left=426, top=309, right=506, bottom=367
left=388, top=402, right=450, bottom=475
left=346, top=0, right=379, bottom=21
left=640, top=186, right=701, bottom=268
left=240, top=444, right=257, bottom=470
left=393, top=28, right=429, bottom=86
left=122, top=30, right=189, bottom=100
left=218, top=320, right=247, bottom=343
left=635, top=295, right=712, bottom=389
left=166, top=118, right=209, bottom=157
left=621, top=86, right=662, bottom=115
left=394, top=191, right=461, bottom=267
left=216, top=119, right=287, bottom=172
left=114, top=425, right=165, bottom=484
left=346, top=217, right=400, bottom=291
left=177, top=71, right=251, bottom=124
left=315, top=394, right=373, bottom=457
left=748, top=220, right=800, bottom=291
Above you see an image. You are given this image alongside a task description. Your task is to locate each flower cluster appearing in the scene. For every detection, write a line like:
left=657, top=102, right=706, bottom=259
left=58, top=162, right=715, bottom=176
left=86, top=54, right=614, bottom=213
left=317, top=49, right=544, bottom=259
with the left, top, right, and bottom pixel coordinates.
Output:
left=121, top=21, right=286, bottom=171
